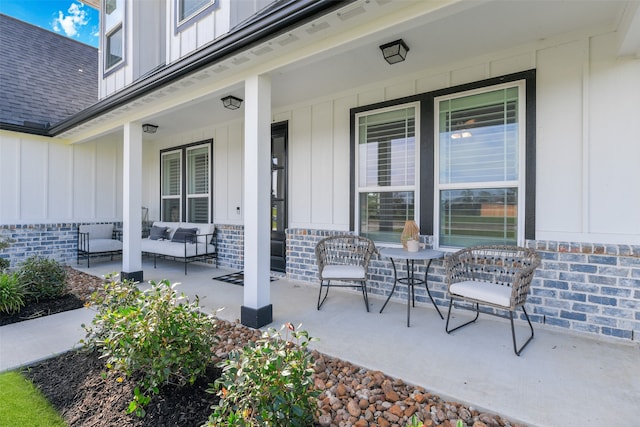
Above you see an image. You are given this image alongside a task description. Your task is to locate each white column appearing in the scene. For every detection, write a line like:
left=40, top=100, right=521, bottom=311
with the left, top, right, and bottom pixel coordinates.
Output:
left=121, top=122, right=143, bottom=281
left=241, top=74, right=272, bottom=328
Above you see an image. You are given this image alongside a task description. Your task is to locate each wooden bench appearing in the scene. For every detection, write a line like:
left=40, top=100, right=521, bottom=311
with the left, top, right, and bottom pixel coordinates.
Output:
left=444, top=245, right=541, bottom=355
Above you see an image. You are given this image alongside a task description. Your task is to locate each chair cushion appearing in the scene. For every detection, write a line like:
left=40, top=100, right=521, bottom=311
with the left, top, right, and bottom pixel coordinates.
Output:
left=322, top=264, right=366, bottom=280
left=86, top=238, right=122, bottom=253
left=449, top=280, right=512, bottom=308
left=149, top=225, right=169, bottom=240
left=171, top=227, right=198, bottom=243
left=79, top=224, right=114, bottom=240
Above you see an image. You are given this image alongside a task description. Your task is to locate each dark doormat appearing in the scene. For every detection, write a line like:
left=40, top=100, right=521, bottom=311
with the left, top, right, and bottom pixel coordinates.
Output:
left=213, top=271, right=278, bottom=286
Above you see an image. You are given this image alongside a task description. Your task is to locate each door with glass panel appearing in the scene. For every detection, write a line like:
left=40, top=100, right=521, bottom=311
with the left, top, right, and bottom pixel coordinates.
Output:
left=270, top=122, right=288, bottom=272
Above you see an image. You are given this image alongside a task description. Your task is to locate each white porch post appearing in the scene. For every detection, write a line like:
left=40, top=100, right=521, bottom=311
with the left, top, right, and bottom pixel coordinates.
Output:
left=241, top=74, right=272, bottom=328
left=121, top=122, right=143, bottom=282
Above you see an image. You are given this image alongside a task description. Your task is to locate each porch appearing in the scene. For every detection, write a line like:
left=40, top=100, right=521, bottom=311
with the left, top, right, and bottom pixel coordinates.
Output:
left=71, top=259, right=639, bottom=426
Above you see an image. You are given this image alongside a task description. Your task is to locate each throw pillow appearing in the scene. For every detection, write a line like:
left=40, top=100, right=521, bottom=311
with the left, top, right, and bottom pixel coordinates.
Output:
left=149, top=225, right=169, bottom=240
left=171, top=227, right=198, bottom=243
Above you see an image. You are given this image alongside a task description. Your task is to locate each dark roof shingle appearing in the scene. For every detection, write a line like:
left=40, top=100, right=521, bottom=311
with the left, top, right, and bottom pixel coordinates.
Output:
left=0, top=14, right=98, bottom=129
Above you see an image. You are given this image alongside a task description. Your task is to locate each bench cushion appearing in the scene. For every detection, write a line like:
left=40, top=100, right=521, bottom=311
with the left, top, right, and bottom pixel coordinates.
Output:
left=171, top=227, right=198, bottom=243
left=449, top=280, right=512, bottom=308
left=149, top=225, right=169, bottom=240
left=151, top=222, right=179, bottom=239
left=150, top=222, right=214, bottom=244
left=141, top=239, right=214, bottom=258
left=322, top=265, right=366, bottom=280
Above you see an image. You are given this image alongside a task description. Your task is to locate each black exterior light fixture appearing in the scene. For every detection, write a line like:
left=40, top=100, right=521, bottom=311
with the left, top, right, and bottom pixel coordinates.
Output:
left=142, top=123, right=158, bottom=134
left=221, top=95, right=243, bottom=110
left=379, top=39, right=409, bottom=64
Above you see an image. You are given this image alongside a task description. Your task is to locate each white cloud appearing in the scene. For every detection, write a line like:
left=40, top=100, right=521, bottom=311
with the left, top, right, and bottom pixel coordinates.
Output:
left=52, top=2, right=89, bottom=38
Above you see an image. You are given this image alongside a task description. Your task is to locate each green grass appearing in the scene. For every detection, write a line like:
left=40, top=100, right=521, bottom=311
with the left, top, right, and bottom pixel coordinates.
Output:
left=0, top=371, right=66, bottom=427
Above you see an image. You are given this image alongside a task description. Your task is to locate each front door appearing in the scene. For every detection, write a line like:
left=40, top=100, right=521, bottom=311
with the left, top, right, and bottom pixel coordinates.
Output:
left=270, top=122, right=288, bottom=272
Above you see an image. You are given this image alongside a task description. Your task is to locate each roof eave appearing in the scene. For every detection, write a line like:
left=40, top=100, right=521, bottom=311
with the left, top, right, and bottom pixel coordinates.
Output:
left=48, top=0, right=353, bottom=137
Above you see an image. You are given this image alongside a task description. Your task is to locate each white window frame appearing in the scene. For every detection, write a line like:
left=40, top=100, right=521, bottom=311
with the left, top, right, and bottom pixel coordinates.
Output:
left=354, top=102, right=420, bottom=245
left=433, top=80, right=527, bottom=249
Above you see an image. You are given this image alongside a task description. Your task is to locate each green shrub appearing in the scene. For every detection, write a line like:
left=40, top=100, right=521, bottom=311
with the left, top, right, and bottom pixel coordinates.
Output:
left=0, top=273, right=25, bottom=314
left=0, top=237, right=14, bottom=273
left=17, top=256, right=66, bottom=302
left=206, top=323, right=319, bottom=427
left=0, top=258, right=9, bottom=273
left=82, top=278, right=218, bottom=417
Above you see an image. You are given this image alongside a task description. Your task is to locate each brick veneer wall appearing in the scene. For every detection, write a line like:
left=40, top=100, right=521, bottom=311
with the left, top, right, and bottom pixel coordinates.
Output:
left=0, top=222, right=242, bottom=270
left=286, top=228, right=640, bottom=342
left=214, top=224, right=244, bottom=270
left=2, top=223, right=638, bottom=341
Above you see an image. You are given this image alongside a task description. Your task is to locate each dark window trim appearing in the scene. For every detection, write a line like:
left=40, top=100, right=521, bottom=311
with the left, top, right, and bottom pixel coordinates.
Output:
left=160, top=139, right=213, bottom=222
left=175, top=0, right=218, bottom=34
left=350, top=69, right=536, bottom=240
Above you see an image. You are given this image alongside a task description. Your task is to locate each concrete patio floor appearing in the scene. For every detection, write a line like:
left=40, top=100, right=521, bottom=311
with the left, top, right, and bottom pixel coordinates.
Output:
left=3, top=258, right=639, bottom=426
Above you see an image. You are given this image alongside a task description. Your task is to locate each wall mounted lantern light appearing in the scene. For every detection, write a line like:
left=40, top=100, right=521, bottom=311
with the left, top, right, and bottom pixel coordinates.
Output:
left=142, top=123, right=158, bottom=134
left=221, top=95, right=243, bottom=110
left=379, top=39, right=409, bottom=64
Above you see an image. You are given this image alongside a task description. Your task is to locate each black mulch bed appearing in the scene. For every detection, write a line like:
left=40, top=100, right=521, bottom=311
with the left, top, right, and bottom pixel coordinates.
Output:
left=24, top=350, right=221, bottom=427
left=0, top=294, right=85, bottom=327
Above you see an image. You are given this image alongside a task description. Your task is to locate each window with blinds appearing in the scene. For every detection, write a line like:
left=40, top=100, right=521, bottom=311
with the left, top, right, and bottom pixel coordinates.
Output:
left=161, top=151, right=181, bottom=222
left=187, top=145, right=210, bottom=223
left=436, top=83, right=524, bottom=247
left=160, top=141, right=211, bottom=223
left=356, top=105, right=417, bottom=243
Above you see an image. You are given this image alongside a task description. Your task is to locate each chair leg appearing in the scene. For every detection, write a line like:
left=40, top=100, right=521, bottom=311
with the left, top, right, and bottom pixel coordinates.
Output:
left=317, top=280, right=330, bottom=310
left=511, top=306, right=535, bottom=356
left=360, top=281, right=370, bottom=312
left=445, top=298, right=480, bottom=334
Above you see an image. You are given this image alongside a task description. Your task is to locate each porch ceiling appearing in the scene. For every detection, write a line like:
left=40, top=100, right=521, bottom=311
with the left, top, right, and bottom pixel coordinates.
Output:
left=68, top=0, right=636, bottom=142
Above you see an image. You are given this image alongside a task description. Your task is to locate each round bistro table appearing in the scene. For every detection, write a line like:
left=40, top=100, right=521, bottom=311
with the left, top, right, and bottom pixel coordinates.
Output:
left=378, top=247, right=445, bottom=327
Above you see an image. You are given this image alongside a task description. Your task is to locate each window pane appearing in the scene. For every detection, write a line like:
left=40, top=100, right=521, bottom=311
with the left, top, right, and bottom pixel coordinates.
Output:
left=180, top=0, right=210, bottom=21
left=359, top=108, right=415, bottom=188
left=188, top=197, right=208, bottom=223
left=105, top=0, right=123, bottom=30
left=187, top=146, right=208, bottom=195
left=162, top=199, right=180, bottom=222
left=106, top=26, right=123, bottom=69
left=439, top=87, right=518, bottom=184
left=440, top=188, right=517, bottom=247
left=359, top=191, right=414, bottom=243
left=162, top=152, right=181, bottom=196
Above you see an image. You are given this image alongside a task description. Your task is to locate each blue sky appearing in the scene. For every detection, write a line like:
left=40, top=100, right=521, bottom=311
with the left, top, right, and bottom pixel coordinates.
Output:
left=0, top=0, right=99, bottom=47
